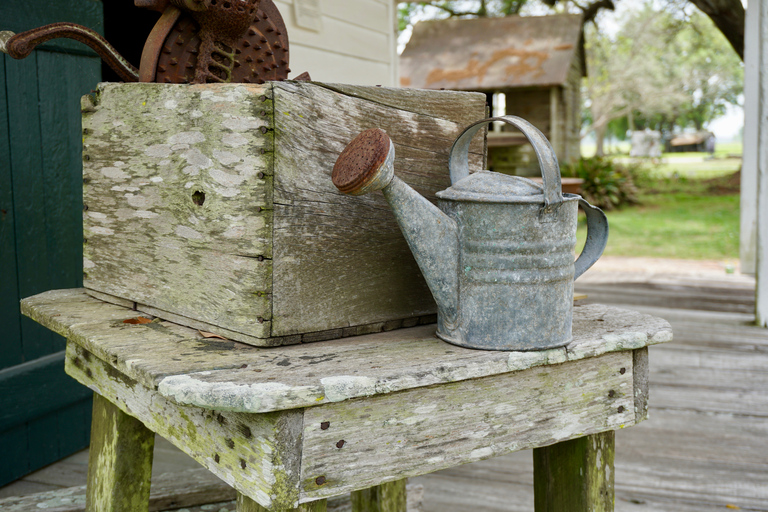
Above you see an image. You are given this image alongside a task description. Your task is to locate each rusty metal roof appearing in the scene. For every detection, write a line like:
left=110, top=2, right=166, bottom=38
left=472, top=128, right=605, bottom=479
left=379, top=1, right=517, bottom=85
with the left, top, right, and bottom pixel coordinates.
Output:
left=400, top=14, right=583, bottom=91
left=670, top=131, right=714, bottom=146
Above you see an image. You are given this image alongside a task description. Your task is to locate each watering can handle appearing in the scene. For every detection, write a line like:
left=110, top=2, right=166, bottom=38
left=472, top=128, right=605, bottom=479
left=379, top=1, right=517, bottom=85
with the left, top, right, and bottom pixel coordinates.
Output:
left=449, top=115, right=563, bottom=207
left=574, top=198, right=609, bottom=280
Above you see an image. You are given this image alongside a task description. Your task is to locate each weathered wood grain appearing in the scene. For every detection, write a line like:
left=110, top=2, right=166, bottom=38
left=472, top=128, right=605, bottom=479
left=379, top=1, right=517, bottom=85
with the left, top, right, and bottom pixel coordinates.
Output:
left=650, top=340, right=768, bottom=369
left=237, top=493, right=327, bottom=511
left=0, top=467, right=239, bottom=512
left=270, top=81, right=486, bottom=337
left=157, top=304, right=668, bottom=413
left=577, top=282, right=755, bottom=314
left=616, top=449, right=768, bottom=510
left=65, top=345, right=304, bottom=511
left=533, top=431, right=615, bottom=512
left=21, top=290, right=670, bottom=415
left=86, top=394, right=154, bottom=512
left=350, top=480, right=407, bottom=512
left=315, top=83, right=489, bottom=134
left=0, top=470, right=424, bottom=512
left=82, top=83, right=274, bottom=340
left=298, top=351, right=635, bottom=501
left=616, top=408, right=768, bottom=467
left=80, top=81, right=487, bottom=345
left=633, top=347, right=649, bottom=422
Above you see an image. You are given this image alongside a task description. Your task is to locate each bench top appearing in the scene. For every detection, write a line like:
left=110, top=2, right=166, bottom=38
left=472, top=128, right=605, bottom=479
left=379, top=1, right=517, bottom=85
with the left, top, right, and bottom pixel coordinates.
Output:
left=22, top=288, right=672, bottom=414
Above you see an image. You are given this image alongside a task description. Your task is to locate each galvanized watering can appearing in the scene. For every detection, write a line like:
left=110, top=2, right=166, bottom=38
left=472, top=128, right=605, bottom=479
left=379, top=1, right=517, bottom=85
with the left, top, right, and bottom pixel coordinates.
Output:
left=332, top=116, right=609, bottom=351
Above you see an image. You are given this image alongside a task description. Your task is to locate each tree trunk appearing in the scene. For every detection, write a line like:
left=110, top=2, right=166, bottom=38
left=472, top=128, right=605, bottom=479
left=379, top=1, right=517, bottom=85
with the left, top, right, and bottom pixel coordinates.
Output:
left=595, top=125, right=607, bottom=157
left=689, top=0, right=745, bottom=60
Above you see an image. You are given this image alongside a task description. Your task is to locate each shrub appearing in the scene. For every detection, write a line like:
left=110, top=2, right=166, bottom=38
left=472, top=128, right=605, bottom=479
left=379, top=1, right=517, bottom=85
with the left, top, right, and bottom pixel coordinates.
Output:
left=562, top=157, right=646, bottom=210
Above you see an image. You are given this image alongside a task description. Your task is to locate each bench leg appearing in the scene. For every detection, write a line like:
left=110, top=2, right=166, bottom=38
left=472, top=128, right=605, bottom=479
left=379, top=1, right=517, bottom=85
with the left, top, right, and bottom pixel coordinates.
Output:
left=533, top=431, right=615, bottom=512
left=85, top=393, right=155, bottom=512
left=236, top=493, right=327, bottom=511
left=351, top=479, right=407, bottom=512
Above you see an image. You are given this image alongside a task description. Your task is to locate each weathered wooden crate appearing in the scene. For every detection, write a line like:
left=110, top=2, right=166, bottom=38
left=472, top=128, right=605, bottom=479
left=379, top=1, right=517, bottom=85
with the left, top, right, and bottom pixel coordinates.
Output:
left=81, top=81, right=486, bottom=346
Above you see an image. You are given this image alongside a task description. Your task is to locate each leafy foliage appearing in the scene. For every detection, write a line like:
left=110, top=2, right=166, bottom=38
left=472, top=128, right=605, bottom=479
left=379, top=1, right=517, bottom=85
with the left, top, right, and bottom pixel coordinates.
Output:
left=562, top=157, right=648, bottom=210
left=584, top=5, right=743, bottom=155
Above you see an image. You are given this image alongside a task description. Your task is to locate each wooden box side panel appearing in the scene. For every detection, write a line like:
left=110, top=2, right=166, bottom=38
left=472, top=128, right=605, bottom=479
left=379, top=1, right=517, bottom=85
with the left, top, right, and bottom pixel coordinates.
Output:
left=82, top=83, right=274, bottom=338
left=65, top=342, right=304, bottom=509
left=298, top=351, right=635, bottom=501
left=271, top=83, right=487, bottom=336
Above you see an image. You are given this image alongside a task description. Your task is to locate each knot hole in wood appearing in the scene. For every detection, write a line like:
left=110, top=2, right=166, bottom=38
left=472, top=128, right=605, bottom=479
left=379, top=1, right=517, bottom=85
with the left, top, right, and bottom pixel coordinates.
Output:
left=192, top=190, right=206, bottom=206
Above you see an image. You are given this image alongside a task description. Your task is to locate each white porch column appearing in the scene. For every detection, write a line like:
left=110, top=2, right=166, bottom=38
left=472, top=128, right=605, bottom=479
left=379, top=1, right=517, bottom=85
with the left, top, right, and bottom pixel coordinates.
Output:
left=755, top=1, right=768, bottom=326
left=741, top=0, right=760, bottom=274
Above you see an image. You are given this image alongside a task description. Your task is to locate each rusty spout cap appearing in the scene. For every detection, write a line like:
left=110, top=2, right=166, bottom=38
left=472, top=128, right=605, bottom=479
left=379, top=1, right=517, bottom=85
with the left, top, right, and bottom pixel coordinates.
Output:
left=332, top=129, right=394, bottom=195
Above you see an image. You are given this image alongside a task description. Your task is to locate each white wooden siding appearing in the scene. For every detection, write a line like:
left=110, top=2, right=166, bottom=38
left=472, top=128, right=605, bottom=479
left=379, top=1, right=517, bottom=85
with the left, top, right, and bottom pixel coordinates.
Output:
left=276, top=0, right=399, bottom=86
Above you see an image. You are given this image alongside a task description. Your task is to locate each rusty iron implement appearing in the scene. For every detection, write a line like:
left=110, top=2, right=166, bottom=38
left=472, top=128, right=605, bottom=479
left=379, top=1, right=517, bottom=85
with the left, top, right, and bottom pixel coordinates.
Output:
left=0, top=0, right=308, bottom=84
left=333, top=116, right=609, bottom=352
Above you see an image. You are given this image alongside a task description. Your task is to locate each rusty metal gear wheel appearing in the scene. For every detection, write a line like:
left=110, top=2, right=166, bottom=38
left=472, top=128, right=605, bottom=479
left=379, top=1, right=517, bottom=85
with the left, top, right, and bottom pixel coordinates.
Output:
left=154, top=0, right=290, bottom=84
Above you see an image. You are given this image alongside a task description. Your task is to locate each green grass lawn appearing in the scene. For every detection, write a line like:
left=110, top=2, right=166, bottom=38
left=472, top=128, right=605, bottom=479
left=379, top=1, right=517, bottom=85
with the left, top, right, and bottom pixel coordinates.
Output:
left=576, top=172, right=740, bottom=260
left=653, top=157, right=742, bottom=179
left=581, top=140, right=742, bottom=158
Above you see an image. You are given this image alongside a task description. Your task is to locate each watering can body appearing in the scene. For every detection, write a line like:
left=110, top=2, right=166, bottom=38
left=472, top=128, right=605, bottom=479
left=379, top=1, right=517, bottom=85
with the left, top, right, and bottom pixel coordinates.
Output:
left=332, top=116, right=608, bottom=351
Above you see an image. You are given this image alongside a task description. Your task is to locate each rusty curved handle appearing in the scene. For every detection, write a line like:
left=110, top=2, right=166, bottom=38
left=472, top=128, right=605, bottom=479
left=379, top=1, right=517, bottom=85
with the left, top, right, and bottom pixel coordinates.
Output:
left=0, top=23, right=139, bottom=82
left=449, top=115, right=563, bottom=208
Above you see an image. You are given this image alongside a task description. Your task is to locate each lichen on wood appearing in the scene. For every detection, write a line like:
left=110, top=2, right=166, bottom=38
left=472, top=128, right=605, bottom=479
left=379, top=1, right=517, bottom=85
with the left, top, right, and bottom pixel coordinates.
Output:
left=80, top=81, right=488, bottom=345
left=82, top=83, right=275, bottom=341
left=86, top=394, right=154, bottom=512
left=66, top=343, right=304, bottom=510
left=533, top=431, right=616, bottom=511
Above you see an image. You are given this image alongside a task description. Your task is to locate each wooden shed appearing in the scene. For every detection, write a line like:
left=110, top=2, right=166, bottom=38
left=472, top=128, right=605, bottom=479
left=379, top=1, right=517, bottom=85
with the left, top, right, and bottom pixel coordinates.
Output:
left=400, top=14, right=584, bottom=176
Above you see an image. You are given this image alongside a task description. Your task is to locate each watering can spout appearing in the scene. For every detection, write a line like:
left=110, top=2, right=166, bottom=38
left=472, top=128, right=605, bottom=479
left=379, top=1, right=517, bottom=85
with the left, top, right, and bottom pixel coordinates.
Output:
left=332, top=129, right=460, bottom=326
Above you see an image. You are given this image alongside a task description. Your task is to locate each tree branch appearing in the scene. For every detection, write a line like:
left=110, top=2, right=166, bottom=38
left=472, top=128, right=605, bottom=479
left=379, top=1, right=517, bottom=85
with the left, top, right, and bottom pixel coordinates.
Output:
left=408, top=1, right=482, bottom=17
left=687, top=0, right=744, bottom=59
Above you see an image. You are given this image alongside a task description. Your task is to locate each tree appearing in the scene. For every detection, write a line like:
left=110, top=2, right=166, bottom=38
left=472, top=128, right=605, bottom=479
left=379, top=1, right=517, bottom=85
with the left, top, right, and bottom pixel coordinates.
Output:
left=582, top=4, right=742, bottom=155
left=584, top=5, right=689, bottom=155
left=398, top=0, right=529, bottom=30
left=397, top=1, right=744, bottom=155
left=398, top=0, right=745, bottom=60
left=688, top=0, right=745, bottom=59
left=398, top=0, right=612, bottom=27
left=672, top=10, right=744, bottom=130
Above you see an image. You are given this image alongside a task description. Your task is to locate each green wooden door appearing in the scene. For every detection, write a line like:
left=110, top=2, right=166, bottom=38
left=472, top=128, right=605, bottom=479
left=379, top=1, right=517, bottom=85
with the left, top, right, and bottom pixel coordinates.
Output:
left=0, top=0, right=103, bottom=486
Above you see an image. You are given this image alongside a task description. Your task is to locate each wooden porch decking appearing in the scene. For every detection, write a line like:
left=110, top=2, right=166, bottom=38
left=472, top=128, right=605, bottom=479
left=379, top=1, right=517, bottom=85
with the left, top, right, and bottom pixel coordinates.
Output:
left=1, top=259, right=765, bottom=511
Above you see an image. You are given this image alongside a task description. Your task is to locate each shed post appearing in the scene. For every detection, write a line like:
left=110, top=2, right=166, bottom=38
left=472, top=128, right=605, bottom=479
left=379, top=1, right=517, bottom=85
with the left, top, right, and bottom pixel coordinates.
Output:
left=549, top=87, right=560, bottom=160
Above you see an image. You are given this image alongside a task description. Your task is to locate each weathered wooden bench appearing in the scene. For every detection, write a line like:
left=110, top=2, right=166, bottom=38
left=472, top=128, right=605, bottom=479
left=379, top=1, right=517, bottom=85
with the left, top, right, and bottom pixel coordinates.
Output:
left=21, top=289, right=671, bottom=511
